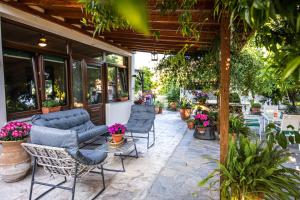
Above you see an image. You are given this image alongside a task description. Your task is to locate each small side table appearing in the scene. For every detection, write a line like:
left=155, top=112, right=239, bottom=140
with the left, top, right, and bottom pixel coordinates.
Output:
left=104, top=137, right=139, bottom=172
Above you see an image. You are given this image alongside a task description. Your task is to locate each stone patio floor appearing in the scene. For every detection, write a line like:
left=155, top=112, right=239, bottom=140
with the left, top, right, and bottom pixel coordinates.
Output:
left=1, top=110, right=299, bottom=200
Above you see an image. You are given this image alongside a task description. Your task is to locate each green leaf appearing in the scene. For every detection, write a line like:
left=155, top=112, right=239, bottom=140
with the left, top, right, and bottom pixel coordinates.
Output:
left=294, top=132, right=300, bottom=143
left=113, top=0, right=150, bottom=35
left=288, top=135, right=295, bottom=144
left=282, top=56, right=300, bottom=80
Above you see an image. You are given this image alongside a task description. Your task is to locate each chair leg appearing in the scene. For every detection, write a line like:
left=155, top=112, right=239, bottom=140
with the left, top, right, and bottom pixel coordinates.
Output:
left=131, top=132, right=139, bottom=158
left=91, top=165, right=106, bottom=200
left=71, top=164, right=78, bottom=200
left=29, top=158, right=37, bottom=200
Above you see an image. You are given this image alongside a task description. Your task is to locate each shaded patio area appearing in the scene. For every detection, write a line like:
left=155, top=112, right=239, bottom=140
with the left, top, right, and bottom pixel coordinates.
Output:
left=0, top=111, right=217, bottom=200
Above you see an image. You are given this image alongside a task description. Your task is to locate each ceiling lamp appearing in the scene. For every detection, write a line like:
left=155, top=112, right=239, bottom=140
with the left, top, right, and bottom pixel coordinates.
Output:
left=38, top=35, right=47, bottom=47
left=151, top=51, right=158, bottom=61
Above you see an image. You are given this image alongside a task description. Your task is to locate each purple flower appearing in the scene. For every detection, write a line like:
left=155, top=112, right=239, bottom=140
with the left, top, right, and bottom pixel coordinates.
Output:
left=108, top=123, right=126, bottom=135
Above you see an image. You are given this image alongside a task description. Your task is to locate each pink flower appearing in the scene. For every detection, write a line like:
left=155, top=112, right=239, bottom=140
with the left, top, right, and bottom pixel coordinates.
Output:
left=203, top=121, right=210, bottom=127
left=12, top=130, right=19, bottom=138
left=108, top=123, right=126, bottom=135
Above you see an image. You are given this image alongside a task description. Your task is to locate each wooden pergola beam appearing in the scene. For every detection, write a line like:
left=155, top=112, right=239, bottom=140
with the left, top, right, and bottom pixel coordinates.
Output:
left=219, top=13, right=230, bottom=165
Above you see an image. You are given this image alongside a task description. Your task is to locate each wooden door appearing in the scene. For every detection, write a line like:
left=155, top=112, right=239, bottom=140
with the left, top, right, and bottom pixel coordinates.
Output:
left=72, top=59, right=105, bottom=125
left=85, top=63, right=105, bottom=125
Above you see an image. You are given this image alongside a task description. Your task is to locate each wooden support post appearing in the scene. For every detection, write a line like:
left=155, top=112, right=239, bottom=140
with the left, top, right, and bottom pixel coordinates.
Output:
left=219, top=14, right=230, bottom=165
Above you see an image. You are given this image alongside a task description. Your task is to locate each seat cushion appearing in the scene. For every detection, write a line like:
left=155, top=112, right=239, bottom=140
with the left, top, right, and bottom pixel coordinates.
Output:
left=67, top=148, right=107, bottom=165
left=126, top=119, right=153, bottom=133
left=32, top=109, right=91, bottom=131
left=78, top=125, right=108, bottom=143
left=129, top=105, right=155, bottom=120
left=30, top=125, right=79, bottom=149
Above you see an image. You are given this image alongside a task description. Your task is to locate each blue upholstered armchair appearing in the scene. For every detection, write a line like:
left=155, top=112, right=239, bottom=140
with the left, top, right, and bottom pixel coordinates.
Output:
left=31, top=109, right=107, bottom=144
left=125, top=105, right=156, bottom=148
left=22, top=126, right=107, bottom=200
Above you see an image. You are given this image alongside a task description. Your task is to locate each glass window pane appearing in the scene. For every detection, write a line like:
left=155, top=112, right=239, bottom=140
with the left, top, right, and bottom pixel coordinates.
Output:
left=72, top=60, right=84, bottom=108
left=117, top=68, right=129, bottom=97
left=87, top=65, right=102, bottom=104
left=43, top=55, right=67, bottom=104
left=108, top=66, right=117, bottom=101
left=3, top=49, right=38, bottom=114
left=106, top=54, right=125, bottom=66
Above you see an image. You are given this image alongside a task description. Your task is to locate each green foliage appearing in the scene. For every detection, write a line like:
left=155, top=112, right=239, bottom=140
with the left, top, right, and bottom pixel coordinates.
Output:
left=80, top=0, right=149, bottom=35
left=153, top=100, right=164, bottom=108
left=166, top=86, right=180, bottom=103
left=199, top=136, right=300, bottom=199
left=42, top=100, right=61, bottom=108
left=230, top=38, right=264, bottom=98
left=229, top=93, right=240, bottom=103
left=157, top=47, right=219, bottom=91
left=179, top=97, right=192, bottom=109
left=229, top=115, right=250, bottom=137
left=134, top=67, right=154, bottom=92
left=215, top=0, right=300, bottom=79
left=266, top=123, right=300, bottom=149
left=251, top=103, right=261, bottom=108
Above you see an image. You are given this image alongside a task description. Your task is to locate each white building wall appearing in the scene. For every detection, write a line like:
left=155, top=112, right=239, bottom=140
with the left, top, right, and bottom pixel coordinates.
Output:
left=105, top=101, right=132, bottom=126
left=105, top=54, right=135, bottom=126
left=0, top=18, right=7, bottom=126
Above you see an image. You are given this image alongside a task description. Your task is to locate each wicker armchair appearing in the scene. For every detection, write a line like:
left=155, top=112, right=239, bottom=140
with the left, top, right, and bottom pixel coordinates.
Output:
left=125, top=105, right=156, bottom=148
left=22, top=126, right=107, bottom=200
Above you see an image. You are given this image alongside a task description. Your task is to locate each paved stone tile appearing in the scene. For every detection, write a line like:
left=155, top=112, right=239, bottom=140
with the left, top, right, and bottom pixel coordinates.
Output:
left=145, top=130, right=220, bottom=200
left=0, top=111, right=186, bottom=200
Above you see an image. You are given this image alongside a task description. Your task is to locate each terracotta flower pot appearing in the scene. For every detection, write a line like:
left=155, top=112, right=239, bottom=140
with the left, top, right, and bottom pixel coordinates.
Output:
left=158, top=107, right=163, bottom=114
left=187, top=121, right=195, bottom=129
left=0, top=140, right=31, bottom=182
left=180, top=108, right=191, bottom=120
left=155, top=107, right=160, bottom=114
left=169, top=102, right=177, bottom=110
left=112, top=134, right=123, bottom=143
left=42, top=106, right=61, bottom=114
left=120, top=97, right=128, bottom=101
left=197, top=126, right=206, bottom=134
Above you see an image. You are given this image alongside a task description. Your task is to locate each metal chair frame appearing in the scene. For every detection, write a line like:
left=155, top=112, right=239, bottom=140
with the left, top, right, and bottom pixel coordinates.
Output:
left=22, top=143, right=106, bottom=200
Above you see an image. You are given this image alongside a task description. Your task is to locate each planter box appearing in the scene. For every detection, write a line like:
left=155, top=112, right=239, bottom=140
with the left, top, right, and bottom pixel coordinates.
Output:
left=193, top=126, right=216, bottom=140
left=42, top=106, right=61, bottom=114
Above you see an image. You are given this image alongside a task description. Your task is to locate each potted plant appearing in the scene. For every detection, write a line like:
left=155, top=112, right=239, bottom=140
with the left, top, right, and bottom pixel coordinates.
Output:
left=166, top=87, right=180, bottom=110
left=108, top=123, right=126, bottom=143
left=229, top=115, right=250, bottom=139
left=186, top=119, right=195, bottom=129
left=179, top=97, right=192, bottom=120
left=119, top=92, right=129, bottom=101
left=154, top=100, right=164, bottom=114
left=199, top=136, right=300, bottom=199
left=193, top=91, right=208, bottom=105
left=0, top=122, right=32, bottom=182
left=42, top=100, right=61, bottom=114
left=194, top=113, right=210, bottom=134
left=251, top=103, right=261, bottom=114
left=134, top=95, right=144, bottom=105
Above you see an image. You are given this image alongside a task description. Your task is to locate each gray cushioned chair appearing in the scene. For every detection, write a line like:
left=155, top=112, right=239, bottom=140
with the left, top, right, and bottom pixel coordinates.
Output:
left=31, top=108, right=107, bottom=144
left=22, top=125, right=107, bottom=200
left=125, top=105, right=156, bottom=148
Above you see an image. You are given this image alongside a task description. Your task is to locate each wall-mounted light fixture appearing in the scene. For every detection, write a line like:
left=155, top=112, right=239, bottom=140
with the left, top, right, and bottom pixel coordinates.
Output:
left=151, top=51, right=158, bottom=61
left=38, top=35, right=47, bottom=47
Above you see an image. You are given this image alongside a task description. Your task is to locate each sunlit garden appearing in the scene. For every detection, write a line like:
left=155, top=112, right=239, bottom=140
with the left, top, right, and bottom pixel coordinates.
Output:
left=0, top=0, right=300, bottom=200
